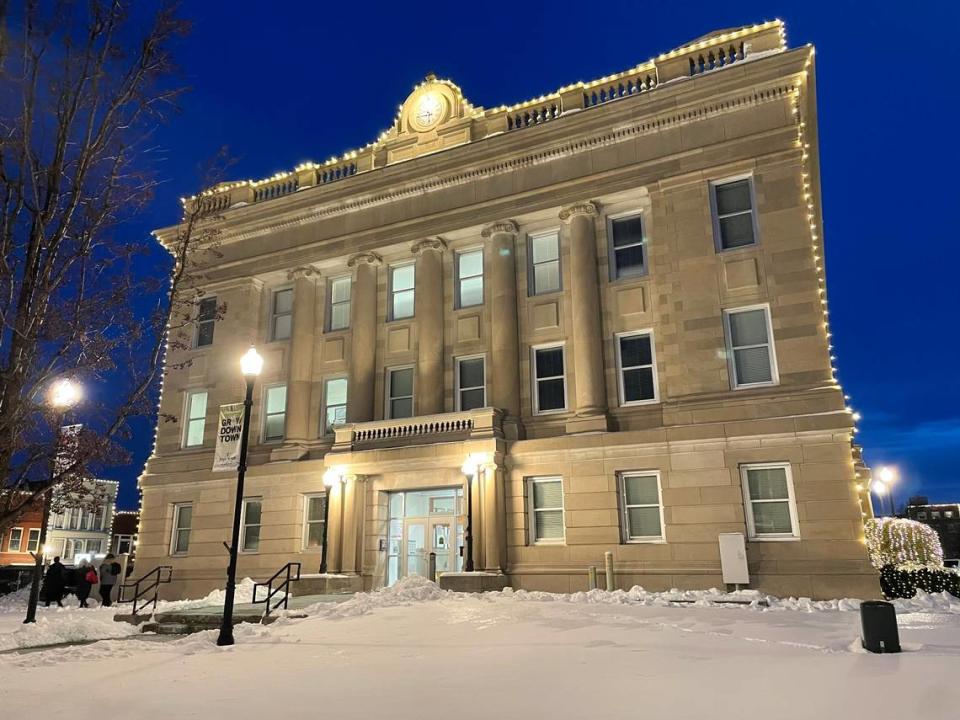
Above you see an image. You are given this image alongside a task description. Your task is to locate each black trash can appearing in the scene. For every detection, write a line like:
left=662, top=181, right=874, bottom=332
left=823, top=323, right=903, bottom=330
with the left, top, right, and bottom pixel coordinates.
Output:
left=860, top=600, right=901, bottom=654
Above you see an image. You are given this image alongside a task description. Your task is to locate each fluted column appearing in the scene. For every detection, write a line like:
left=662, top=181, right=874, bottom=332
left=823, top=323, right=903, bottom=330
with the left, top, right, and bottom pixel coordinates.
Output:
left=284, top=267, right=319, bottom=450
left=412, top=238, right=445, bottom=415
left=481, top=460, right=505, bottom=573
left=560, top=201, right=609, bottom=429
left=346, top=252, right=381, bottom=423
left=340, top=474, right=364, bottom=575
left=481, top=221, right=521, bottom=424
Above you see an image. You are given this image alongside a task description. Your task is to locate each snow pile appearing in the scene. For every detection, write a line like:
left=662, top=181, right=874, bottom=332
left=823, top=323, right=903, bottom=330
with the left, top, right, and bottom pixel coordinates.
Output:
left=300, top=574, right=448, bottom=619
left=0, top=587, right=32, bottom=613
left=0, top=608, right=139, bottom=652
left=152, top=578, right=261, bottom=613
left=507, top=585, right=769, bottom=608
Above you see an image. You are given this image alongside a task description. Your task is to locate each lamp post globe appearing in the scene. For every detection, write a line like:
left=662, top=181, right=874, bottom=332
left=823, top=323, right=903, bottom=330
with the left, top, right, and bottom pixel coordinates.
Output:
left=25, top=378, right=83, bottom=623
left=217, top=347, right=262, bottom=647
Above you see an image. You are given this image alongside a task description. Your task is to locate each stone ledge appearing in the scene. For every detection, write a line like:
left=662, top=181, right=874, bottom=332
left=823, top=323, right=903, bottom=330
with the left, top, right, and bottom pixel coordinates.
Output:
left=292, top=574, right=363, bottom=595
left=438, top=572, right=510, bottom=593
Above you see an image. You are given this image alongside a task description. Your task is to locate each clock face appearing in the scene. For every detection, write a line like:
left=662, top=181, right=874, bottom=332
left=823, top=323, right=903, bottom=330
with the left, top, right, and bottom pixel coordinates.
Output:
left=413, top=93, right=444, bottom=129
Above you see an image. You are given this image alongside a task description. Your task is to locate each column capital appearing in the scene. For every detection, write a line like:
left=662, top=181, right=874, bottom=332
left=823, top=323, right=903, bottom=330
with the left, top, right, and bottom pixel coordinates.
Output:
left=481, top=220, right=519, bottom=239
left=559, top=200, right=599, bottom=223
left=287, top=265, right=321, bottom=281
left=347, top=251, right=382, bottom=268
left=410, top=237, right=446, bottom=256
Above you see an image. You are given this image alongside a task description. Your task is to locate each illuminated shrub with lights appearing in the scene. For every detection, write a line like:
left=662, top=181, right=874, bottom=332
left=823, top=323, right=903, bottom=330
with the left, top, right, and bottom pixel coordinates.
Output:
left=864, top=517, right=943, bottom=569
left=865, top=518, right=958, bottom=599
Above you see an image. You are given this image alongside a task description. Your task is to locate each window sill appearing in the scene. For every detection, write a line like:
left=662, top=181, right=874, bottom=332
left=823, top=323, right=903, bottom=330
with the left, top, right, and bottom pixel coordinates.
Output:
left=531, top=540, right=566, bottom=546
left=608, top=272, right=649, bottom=285
left=533, top=408, right=569, bottom=417
left=528, top=289, right=563, bottom=300
left=624, top=538, right=666, bottom=544
left=716, top=242, right=760, bottom=255
left=620, top=398, right=660, bottom=408
left=732, top=380, right=779, bottom=391
left=748, top=535, right=801, bottom=542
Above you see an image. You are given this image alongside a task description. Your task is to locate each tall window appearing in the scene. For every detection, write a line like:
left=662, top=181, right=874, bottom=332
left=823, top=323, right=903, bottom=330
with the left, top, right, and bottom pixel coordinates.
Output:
left=455, top=356, right=485, bottom=411
left=26, top=528, right=41, bottom=553
left=184, top=390, right=208, bottom=448
left=241, top=498, right=262, bottom=552
left=620, top=472, right=663, bottom=541
left=171, top=503, right=192, bottom=555
left=607, top=213, right=646, bottom=279
left=303, top=493, right=327, bottom=550
left=270, top=288, right=293, bottom=341
left=387, top=367, right=414, bottom=419
left=529, top=231, right=561, bottom=295
left=723, top=305, right=778, bottom=388
left=8, top=528, right=22, bottom=552
left=528, top=477, right=564, bottom=543
left=456, top=248, right=484, bottom=308
left=711, top=177, right=758, bottom=250
left=616, top=332, right=658, bottom=405
left=263, top=384, right=287, bottom=442
left=741, top=464, right=799, bottom=539
left=390, top=264, right=415, bottom=320
left=323, top=377, right=348, bottom=434
left=327, top=276, right=351, bottom=331
left=195, top=296, right=217, bottom=348
left=87, top=539, right=102, bottom=555
left=532, top=345, right=566, bottom=414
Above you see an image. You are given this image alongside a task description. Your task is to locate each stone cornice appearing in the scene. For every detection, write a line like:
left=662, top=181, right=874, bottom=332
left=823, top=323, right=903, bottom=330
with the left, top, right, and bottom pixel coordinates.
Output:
left=481, top=220, right=519, bottom=238
left=346, top=251, right=382, bottom=268
left=559, top=201, right=599, bottom=223
left=410, top=237, right=447, bottom=255
left=287, top=265, right=322, bottom=281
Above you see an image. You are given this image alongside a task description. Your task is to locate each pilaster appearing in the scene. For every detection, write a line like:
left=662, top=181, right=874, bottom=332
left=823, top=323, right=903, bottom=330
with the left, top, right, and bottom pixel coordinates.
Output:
left=346, top=252, right=381, bottom=423
left=412, top=238, right=446, bottom=415
left=276, top=266, right=319, bottom=460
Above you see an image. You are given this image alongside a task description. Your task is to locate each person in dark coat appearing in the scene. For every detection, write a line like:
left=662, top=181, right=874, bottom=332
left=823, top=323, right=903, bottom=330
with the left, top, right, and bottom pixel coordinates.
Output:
left=75, top=561, right=96, bottom=608
left=42, top=556, right=65, bottom=607
left=98, top=554, right=120, bottom=607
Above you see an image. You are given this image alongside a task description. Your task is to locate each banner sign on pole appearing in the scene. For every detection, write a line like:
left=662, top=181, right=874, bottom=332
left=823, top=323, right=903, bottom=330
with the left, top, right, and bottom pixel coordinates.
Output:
left=213, top=403, right=244, bottom=472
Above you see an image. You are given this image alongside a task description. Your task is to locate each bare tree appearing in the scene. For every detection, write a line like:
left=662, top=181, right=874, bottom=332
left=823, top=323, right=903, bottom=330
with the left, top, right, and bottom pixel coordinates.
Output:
left=0, top=1, right=222, bottom=534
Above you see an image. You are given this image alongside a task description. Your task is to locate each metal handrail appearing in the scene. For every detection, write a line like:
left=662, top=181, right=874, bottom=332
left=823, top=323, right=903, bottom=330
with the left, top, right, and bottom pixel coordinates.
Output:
left=252, top=562, right=301, bottom=618
left=118, top=565, right=173, bottom=616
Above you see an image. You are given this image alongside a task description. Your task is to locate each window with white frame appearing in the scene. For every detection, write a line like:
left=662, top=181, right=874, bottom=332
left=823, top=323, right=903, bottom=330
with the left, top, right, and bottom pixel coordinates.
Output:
left=263, top=384, right=287, bottom=442
left=528, top=477, right=565, bottom=543
left=322, top=377, right=348, bottom=434
left=741, top=463, right=799, bottom=539
left=270, top=288, right=293, bottom=341
left=724, top=305, right=778, bottom=388
left=8, top=528, right=23, bottom=552
left=528, top=231, right=561, bottom=295
left=195, top=296, right=217, bottom=348
left=26, top=528, right=41, bottom=553
left=303, top=493, right=327, bottom=550
left=390, top=264, right=415, bottom=320
left=241, top=498, right=262, bottom=553
left=616, top=332, right=658, bottom=405
left=532, top=345, right=566, bottom=413
left=87, top=539, right=102, bottom=555
left=115, top=535, right=134, bottom=555
left=456, top=248, right=484, bottom=308
left=184, top=390, right=208, bottom=448
left=711, top=177, right=758, bottom=250
left=619, top=472, right=664, bottom=541
left=170, top=503, right=192, bottom=555
left=387, top=367, right=414, bottom=419
left=607, top=213, right=647, bottom=279
left=327, top=276, right=351, bottom=331
left=455, top=356, right=485, bottom=411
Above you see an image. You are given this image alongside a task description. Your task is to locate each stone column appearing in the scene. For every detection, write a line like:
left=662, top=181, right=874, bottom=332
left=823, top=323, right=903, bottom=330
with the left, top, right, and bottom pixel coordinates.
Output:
left=339, top=474, right=364, bottom=575
left=325, top=479, right=345, bottom=573
left=281, top=267, right=319, bottom=457
left=481, top=460, right=505, bottom=573
left=560, top=201, right=609, bottom=432
left=481, top=221, right=521, bottom=429
left=346, top=252, right=381, bottom=423
left=412, top=238, right=446, bottom=415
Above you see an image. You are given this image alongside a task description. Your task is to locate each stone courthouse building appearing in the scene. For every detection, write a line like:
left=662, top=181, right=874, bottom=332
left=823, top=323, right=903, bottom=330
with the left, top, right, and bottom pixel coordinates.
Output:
left=140, top=20, right=878, bottom=600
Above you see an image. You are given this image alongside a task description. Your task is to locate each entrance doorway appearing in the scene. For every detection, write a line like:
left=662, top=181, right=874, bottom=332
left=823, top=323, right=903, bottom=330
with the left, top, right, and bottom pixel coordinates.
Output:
left=386, top=488, right=464, bottom=586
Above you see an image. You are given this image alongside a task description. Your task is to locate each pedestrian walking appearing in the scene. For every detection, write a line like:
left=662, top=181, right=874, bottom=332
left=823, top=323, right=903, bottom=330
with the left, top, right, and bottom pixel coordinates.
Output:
left=98, top=553, right=120, bottom=607
left=42, top=556, right=65, bottom=607
left=76, top=561, right=97, bottom=608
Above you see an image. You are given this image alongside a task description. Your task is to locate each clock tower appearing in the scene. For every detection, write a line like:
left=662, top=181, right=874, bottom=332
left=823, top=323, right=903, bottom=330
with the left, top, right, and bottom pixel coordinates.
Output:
left=385, top=74, right=477, bottom=164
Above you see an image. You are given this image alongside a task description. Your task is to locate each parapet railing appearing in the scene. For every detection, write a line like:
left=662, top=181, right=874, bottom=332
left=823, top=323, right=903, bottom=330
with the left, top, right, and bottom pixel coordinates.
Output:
left=332, top=407, right=503, bottom=450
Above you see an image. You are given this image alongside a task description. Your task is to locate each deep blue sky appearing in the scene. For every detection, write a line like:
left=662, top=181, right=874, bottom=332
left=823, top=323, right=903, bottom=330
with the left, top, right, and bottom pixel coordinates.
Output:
left=110, top=1, right=959, bottom=509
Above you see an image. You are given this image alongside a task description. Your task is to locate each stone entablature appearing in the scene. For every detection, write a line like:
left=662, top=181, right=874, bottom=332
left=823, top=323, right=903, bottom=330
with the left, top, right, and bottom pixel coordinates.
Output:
left=179, top=21, right=785, bottom=220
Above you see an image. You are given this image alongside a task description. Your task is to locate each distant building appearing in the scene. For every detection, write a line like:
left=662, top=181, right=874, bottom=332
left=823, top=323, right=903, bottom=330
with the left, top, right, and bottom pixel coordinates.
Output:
left=904, top=497, right=960, bottom=563
left=111, top=510, right=139, bottom=556
left=0, top=493, right=45, bottom=567
left=46, top=479, right=118, bottom=566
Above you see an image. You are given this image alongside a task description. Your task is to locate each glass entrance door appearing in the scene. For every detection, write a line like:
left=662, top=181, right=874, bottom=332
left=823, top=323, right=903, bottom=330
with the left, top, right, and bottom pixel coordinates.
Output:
left=403, top=520, right=427, bottom=579
left=386, top=487, right=464, bottom=586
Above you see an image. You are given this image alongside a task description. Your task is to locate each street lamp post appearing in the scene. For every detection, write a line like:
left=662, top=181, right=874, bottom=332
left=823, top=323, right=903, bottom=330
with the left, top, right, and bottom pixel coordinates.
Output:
left=461, top=457, right=479, bottom=573
left=217, top=347, right=263, bottom=647
left=25, top=379, right=81, bottom=624
left=319, top=469, right=341, bottom=574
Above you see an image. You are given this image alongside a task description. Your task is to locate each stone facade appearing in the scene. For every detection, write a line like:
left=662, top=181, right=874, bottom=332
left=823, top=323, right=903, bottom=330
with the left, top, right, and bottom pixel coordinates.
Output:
left=139, top=21, right=878, bottom=600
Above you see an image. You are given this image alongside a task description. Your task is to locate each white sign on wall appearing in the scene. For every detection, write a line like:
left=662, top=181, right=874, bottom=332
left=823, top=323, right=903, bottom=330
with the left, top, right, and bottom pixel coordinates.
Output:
left=212, top=403, right=245, bottom=473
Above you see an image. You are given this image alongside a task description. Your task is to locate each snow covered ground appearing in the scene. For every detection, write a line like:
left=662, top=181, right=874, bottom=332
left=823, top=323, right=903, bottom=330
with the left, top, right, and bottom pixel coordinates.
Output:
left=1, top=578, right=958, bottom=719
